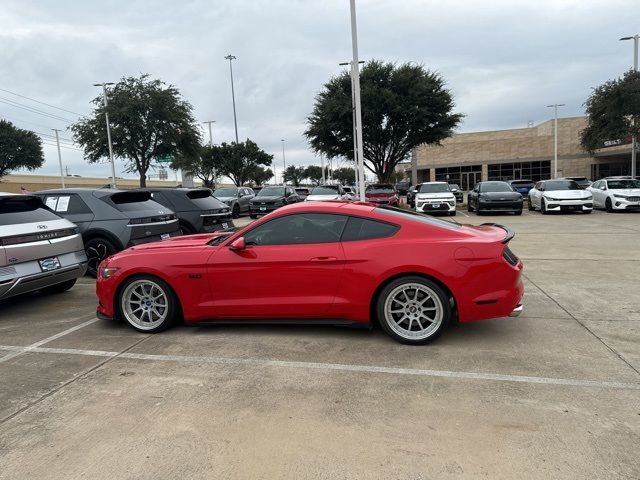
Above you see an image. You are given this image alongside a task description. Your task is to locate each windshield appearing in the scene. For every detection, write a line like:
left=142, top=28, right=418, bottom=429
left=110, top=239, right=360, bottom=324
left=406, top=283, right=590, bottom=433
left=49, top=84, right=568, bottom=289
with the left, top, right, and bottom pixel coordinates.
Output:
left=366, top=185, right=395, bottom=194
left=186, top=190, right=228, bottom=209
left=310, top=186, right=339, bottom=195
left=449, top=184, right=460, bottom=190
left=480, top=182, right=514, bottom=193
left=418, top=183, right=450, bottom=193
left=607, top=180, right=640, bottom=189
left=213, top=188, right=238, bottom=197
left=257, top=187, right=285, bottom=197
left=0, top=196, right=61, bottom=225
left=544, top=180, right=580, bottom=191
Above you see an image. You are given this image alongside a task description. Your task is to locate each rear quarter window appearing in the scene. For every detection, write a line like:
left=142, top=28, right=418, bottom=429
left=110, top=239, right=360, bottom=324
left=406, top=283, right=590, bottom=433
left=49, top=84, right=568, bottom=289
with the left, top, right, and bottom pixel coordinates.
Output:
left=341, top=216, right=399, bottom=241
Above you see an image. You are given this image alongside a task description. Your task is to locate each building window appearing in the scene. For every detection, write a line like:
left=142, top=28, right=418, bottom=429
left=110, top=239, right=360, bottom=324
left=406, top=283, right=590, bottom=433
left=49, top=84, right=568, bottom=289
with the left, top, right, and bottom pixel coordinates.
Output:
left=591, top=162, right=628, bottom=179
left=488, top=161, right=550, bottom=182
left=435, top=165, right=482, bottom=191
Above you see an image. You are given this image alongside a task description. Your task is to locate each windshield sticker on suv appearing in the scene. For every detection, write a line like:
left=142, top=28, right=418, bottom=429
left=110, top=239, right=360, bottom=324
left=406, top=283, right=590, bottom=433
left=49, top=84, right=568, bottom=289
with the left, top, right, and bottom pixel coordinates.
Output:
left=56, top=196, right=70, bottom=212
left=45, top=197, right=58, bottom=210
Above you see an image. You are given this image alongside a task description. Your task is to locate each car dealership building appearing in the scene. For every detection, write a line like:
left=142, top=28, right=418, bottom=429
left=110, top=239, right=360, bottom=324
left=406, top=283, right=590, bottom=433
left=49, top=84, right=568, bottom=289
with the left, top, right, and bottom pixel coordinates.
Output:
left=410, top=116, right=636, bottom=190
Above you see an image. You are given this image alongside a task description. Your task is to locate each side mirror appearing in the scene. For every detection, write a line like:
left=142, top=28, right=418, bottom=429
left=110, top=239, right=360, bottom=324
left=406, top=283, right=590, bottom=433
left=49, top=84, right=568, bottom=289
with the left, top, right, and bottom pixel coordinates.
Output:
left=229, top=237, right=246, bottom=251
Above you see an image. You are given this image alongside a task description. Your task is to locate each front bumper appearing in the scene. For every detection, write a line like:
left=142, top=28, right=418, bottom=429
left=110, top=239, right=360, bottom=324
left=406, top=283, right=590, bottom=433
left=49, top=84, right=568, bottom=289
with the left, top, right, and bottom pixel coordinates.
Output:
left=250, top=204, right=282, bottom=215
left=416, top=200, right=456, bottom=213
left=610, top=197, right=640, bottom=210
left=509, top=304, right=523, bottom=317
left=544, top=200, right=592, bottom=212
left=478, top=201, right=523, bottom=212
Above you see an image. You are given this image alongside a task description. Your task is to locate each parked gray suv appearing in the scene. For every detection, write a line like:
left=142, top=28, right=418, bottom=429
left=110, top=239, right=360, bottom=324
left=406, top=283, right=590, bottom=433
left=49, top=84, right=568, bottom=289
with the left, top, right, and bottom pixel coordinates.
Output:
left=213, top=186, right=255, bottom=218
left=137, top=187, right=235, bottom=234
left=36, top=188, right=181, bottom=276
left=0, top=193, right=87, bottom=300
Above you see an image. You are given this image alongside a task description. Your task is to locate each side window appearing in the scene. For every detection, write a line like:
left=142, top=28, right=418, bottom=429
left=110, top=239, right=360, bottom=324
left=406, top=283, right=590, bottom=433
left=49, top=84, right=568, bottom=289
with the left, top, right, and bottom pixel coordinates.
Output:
left=244, top=213, right=348, bottom=246
left=44, top=195, right=91, bottom=214
left=591, top=181, right=600, bottom=189
left=341, top=216, right=399, bottom=242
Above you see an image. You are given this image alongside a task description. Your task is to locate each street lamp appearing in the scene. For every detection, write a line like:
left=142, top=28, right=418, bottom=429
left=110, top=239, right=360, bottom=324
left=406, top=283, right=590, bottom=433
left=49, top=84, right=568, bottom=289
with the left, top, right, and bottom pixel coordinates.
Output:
left=52, top=129, right=65, bottom=188
left=547, top=103, right=565, bottom=178
left=348, top=0, right=366, bottom=202
left=620, top=34, right=639, bottom=178
left=339, top=60, right=365, bottom=191
left=224, top=54, right=239, bottom=143
left=93, top=82, right=116, bottom=188
left=281, top=139, right=286, bottom=185
left=203, top=120, right=217, bottom=187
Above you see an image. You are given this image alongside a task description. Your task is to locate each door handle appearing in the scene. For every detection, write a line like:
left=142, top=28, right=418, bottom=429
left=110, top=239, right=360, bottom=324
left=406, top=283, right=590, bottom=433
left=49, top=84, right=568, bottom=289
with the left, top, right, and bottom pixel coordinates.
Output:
left=310, top=256, right=338, bottom=262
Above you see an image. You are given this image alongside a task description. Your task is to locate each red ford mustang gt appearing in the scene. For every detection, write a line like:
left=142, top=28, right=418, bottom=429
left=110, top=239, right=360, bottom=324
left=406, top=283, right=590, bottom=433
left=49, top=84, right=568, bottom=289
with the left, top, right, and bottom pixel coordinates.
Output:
left=96, top=202, right=523, bottom=345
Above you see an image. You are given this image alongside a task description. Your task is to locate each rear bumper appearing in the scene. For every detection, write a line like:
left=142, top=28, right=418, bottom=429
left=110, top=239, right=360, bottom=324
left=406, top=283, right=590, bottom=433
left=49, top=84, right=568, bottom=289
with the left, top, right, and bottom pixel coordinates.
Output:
left=0, top=261, right=87, bottom=301
left=128, top=229, right=182, bottom=246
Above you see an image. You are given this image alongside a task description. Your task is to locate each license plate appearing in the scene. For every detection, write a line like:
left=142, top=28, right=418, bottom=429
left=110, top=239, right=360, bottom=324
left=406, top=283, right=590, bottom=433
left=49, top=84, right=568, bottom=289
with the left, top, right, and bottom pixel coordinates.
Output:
left=260, top=207, right=266, bottom=211
left=432, top=203, right=440, bottom=208
left=160, top=233, right=170, bottom=240
left=39, top=257, right=61, bottom=272
left=221, top=222, right=228, bottom=229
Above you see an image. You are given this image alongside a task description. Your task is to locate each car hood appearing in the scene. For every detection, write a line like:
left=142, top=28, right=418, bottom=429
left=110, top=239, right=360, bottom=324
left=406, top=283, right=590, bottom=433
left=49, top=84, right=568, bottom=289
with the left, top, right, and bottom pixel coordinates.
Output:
left=608, top=188, right=640, bottom=196
left=126, top=232, right=232, bottom=252
left=543, top=190, right=590, bottom=199
left=252, top=196, right=284, bottom=202
left=480, top=192, right=522, bottom=200
left=306, top=194, right=340, bottom=201
left=215, top=196, right=236, bottom=202
left=415, top=192, right=454, bottom=199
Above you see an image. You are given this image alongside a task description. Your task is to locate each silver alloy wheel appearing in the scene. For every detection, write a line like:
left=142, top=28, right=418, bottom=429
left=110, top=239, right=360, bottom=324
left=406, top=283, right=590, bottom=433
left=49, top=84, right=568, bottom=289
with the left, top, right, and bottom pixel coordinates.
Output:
left=383, top=282, right=444, bottom=340
left=121, top=279, right=169, bottom=331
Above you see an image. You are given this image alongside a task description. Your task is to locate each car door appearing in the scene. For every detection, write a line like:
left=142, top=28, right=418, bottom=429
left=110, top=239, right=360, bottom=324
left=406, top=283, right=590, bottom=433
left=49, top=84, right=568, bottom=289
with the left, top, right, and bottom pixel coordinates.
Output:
left=208, top=212, right=348, bottom=318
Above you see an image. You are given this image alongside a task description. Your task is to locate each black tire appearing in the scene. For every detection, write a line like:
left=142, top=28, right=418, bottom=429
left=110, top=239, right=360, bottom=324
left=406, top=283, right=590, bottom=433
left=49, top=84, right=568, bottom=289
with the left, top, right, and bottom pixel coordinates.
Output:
left=528, top=199, right=535, bottom=211
left=40, top=279, right=77, bottom=295
left=583, top=209, right=592, bottom=214
left=605, top=198, right=613, bottom=213
left=467, top=200, right=474, bottom=213
left=179, top=222, right=194, bottom=235
left=249, top=214, right=257, bottom=219
left=117, top=274, right=178, bottom=333
left=514, top=210, right=523, bottom=216
left=85, top=237, right=117, bottom=277
left=449, top=211, right=456, bottom=216
left=232, top=203, right=240, bottom=219
left=541, top=198, right=548, bottom=215
left=376, top=276, right=451, bottom=345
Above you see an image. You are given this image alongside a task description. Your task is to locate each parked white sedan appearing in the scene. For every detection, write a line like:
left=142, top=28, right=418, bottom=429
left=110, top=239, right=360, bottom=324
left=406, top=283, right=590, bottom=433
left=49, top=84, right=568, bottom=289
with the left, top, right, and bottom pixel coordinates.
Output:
left=528, top=179, right=593, bottom=214
left=587, top=178, right=640, bottom=212
left=305, top=184, right=350, bottom=201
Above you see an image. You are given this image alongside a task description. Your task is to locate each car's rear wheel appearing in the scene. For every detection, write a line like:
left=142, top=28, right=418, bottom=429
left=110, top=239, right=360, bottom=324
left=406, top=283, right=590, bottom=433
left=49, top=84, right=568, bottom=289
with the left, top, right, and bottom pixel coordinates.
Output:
left=376, top=276, right=450, bottom=345
left=232, top=203, right=240, bottom=218
left=118, top=275, right=178, bottom=333
left=249, top=214, right=257, bottom=219
left=514, top=209, right=523, bottom=215
left=40, top=279, right=77, bottom=295
left=85, top=237, right=117, bottom=277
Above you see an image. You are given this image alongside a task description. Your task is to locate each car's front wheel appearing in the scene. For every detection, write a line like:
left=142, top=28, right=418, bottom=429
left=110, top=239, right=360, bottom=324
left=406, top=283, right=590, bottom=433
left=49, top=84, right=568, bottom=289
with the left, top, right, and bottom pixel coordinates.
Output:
left=541, top=198, right=548, bottom=214
left=118, top=275, right=178, bottom=333
left=605, top=198, right=613, bottom=213
left=232, top=203, right=240, bottom=218
left=376, top=276, right=450, bottom=345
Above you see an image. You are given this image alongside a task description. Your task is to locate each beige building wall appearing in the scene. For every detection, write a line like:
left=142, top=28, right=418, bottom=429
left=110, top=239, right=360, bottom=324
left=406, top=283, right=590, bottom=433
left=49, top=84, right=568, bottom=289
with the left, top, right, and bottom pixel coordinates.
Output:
left=413, top=117, right=594, bottom=180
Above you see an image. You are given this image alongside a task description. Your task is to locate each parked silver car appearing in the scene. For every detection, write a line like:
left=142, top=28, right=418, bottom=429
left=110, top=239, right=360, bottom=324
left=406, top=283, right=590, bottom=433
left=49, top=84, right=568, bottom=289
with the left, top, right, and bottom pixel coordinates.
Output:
left=0, top=193, right=87, bottom=300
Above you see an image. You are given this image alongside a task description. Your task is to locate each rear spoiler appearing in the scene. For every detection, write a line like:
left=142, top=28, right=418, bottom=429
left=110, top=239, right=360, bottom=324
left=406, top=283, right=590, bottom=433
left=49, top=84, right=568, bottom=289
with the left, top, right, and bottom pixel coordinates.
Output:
left=480, top=223, right=515, bottom=244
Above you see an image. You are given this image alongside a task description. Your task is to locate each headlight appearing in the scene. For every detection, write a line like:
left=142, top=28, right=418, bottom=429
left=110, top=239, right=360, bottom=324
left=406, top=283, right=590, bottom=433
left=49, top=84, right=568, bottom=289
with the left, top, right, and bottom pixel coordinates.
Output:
left=100, top=267, right=119, bottom=279
left=613, top=194, right=627, bottom=199
left=544, top=196, right=559, bottom=201
left=584, top=195, right=593, bottom=200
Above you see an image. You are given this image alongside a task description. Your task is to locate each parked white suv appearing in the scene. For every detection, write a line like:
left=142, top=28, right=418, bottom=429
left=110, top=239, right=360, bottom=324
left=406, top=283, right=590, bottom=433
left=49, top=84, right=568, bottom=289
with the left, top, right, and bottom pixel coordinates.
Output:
left=414, top=182, right=457, bottom=216
left=0, top=193, right=87, bottom=300
left=587, top=178, right=640, bottom=212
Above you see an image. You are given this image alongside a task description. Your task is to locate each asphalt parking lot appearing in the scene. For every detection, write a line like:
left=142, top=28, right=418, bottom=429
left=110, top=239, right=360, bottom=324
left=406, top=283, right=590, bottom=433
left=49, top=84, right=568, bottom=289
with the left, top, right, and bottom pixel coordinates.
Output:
left=1, top=208, right=639, bottom=479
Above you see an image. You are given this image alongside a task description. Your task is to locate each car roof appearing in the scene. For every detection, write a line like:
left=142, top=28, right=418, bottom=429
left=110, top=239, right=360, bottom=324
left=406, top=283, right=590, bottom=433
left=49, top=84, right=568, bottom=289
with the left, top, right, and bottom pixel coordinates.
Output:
left=272, top=200, right=375, bottom=215
left=35, top=187, right=121, bottom=198
left=419, top=181, right=447, bottom=185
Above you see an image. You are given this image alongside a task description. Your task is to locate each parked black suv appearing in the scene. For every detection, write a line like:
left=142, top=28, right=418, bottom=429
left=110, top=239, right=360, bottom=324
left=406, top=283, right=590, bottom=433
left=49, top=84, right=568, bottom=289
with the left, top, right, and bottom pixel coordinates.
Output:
left=249, top=186, right=299, bottom=218
left=36, top=188, right=181, bottom=276
left=395, top=181, right=412, bottom=196
left=137, top=187, right=234, bottom=234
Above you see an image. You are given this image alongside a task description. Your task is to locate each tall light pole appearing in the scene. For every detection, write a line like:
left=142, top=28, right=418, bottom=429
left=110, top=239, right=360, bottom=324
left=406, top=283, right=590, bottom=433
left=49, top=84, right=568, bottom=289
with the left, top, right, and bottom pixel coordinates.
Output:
left=349, top=0, right=366, bottom=201
left=620, top=35, right=639, bottom=178
left=224, top=54, right=239, bottom=143
left=203, top=120, right=217, bottom=187
left=547, top=103, right=565, bottom=178
left=93, top=82, right=116, bottom=188
left=281, top=139, right=286, bottom=185
left=52, top=129, right=65, bottom=188
left=339, top=60, right=365, bottom=191
left=320, top=153, right=325, bottom=184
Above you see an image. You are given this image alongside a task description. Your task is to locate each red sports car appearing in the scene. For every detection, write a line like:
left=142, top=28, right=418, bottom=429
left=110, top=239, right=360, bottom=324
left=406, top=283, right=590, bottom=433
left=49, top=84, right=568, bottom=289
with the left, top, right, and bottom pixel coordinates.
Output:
left=96, top=202, right=524, bottom=345
left=364, top=184, right=400, bottom=207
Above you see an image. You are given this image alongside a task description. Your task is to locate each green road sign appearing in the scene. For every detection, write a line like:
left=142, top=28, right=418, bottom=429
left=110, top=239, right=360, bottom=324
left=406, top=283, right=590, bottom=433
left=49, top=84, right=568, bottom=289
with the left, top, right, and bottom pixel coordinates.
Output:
left=156, top=155, right=173, bottom=163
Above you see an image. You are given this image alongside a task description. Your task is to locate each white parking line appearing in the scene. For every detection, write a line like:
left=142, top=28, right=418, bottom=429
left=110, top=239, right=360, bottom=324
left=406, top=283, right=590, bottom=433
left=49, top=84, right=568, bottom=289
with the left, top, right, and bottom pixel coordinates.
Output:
left=457, top=210, right=469, bottom=217
left=0, top=344, right=638, bottom=391
left=0, top=317, right=98, bottom=364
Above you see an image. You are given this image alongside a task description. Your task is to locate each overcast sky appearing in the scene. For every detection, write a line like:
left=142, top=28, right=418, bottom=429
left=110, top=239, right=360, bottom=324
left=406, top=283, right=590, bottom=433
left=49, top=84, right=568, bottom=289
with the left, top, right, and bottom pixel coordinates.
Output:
left=1, top=0, right=638, bottom=183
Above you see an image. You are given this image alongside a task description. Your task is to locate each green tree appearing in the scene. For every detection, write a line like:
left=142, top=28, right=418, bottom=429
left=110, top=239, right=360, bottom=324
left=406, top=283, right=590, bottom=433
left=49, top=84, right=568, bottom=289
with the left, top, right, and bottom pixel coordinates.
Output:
left=305, top=60, right=462, bottom=182
left=172, top=144, right=225, bottom=188
left=581, top=70, right=640, bottom=153
left=283, top=165, right=306, bottom=186
left=247, top=166, right=273, bottom=186
left=303, top=165, right=327, bottom=185
left=219, top=140, right=273, bottom=186
left=332, top=167, right=355, bottom=185
left=72, top=74, right=201, bottom=187
left=0, top=120, right=44, bottom=179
